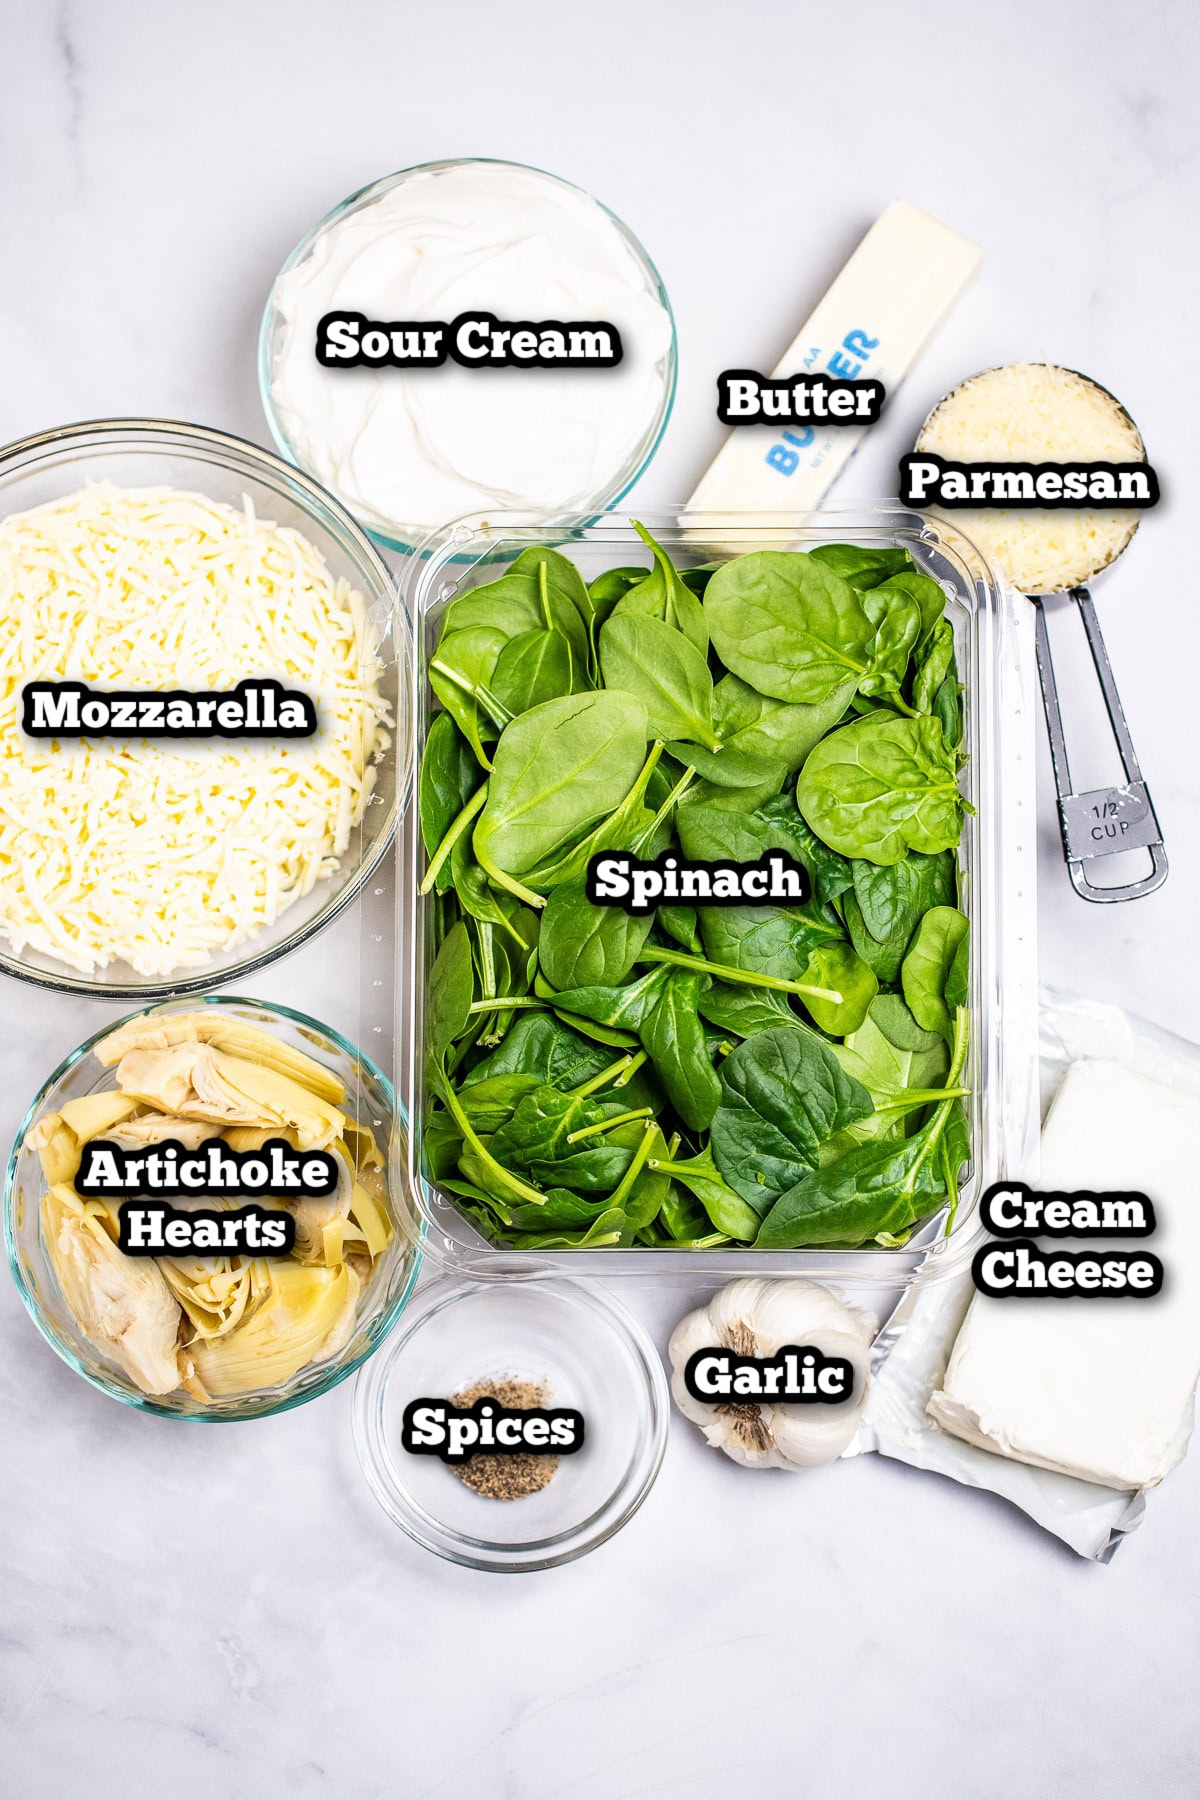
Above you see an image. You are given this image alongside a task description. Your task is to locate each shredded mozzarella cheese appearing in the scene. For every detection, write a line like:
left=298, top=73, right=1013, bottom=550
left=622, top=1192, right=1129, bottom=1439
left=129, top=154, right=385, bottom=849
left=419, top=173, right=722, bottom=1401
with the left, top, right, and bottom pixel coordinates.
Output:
left=0, top=484, right=390, bottom=976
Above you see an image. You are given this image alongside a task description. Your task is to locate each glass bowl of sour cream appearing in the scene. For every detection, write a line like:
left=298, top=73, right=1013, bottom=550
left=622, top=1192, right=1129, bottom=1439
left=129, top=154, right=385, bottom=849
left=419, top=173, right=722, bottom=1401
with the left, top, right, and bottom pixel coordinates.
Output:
left=259, top=158, right=677, bottom=552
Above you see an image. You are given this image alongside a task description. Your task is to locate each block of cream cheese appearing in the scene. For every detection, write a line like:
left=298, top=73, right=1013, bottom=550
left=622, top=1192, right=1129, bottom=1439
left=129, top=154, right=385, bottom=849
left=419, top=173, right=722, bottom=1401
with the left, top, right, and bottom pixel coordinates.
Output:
left=928, top=1059, right=1200, bottom=1490
left=687, top=200, right=982, bottom=515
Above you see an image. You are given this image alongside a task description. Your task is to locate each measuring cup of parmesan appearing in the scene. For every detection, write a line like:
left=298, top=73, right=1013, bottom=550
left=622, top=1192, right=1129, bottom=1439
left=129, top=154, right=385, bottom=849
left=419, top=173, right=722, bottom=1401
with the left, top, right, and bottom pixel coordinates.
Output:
left=914, top=363, right=1166, bottom=902
left=260, top=159, right=677, bottom=549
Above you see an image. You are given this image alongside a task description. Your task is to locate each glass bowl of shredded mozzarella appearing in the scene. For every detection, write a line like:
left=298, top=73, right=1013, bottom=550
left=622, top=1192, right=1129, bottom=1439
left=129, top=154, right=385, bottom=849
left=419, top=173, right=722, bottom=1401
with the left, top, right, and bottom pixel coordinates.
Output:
left=0, top=419, right=410, bottom=997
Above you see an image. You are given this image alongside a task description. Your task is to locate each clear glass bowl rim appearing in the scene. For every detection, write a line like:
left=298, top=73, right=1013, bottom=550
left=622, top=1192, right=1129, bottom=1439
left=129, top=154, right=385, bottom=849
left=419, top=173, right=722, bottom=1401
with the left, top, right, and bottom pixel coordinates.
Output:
left=257, top=155, right=679, bottom=554
left=4, top=992, right=423, bottom=1421
left=352, top=1273, right=669, bottom=1571
left=0, top=415, right=410, bottom=999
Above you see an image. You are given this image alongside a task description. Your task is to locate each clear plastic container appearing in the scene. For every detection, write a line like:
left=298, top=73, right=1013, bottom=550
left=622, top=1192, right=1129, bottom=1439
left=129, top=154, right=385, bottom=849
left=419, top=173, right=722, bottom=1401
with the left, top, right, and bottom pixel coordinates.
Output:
left=5, top=994, right=422, bottom=1420
left=398, top=506, right=1039, bottom=1289
left=0, top=419, right=411, bottom=999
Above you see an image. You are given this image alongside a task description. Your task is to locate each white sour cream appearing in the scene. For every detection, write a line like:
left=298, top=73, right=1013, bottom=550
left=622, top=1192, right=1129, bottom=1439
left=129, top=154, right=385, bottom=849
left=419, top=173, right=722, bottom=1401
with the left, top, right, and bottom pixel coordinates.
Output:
left=266, top=161, right=674, bottom=541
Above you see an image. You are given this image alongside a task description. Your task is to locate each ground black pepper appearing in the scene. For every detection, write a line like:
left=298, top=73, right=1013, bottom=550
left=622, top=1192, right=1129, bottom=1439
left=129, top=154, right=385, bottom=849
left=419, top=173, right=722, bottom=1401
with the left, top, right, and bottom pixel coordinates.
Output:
left=449, top=1377, right=559, bottom=1501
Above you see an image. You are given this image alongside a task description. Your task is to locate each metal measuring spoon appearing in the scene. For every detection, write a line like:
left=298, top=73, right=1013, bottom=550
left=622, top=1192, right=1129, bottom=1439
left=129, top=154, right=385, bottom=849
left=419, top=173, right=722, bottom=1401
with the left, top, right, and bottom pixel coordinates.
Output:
left=917, top=366, right=1166, bottom=903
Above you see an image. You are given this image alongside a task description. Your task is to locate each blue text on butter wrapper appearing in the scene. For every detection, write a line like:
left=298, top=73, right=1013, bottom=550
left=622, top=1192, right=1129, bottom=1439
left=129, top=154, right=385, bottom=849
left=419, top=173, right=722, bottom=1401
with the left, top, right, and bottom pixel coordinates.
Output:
left=765, top=329, right=881, bottom=476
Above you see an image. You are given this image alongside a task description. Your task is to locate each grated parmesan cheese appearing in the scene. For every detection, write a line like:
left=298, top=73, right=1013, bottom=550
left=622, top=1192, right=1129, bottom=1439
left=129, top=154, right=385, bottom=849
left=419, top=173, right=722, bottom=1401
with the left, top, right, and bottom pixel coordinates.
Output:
left=916, top=363, right=1146, bottom=592
left=0, top=484, right=391, bottom=977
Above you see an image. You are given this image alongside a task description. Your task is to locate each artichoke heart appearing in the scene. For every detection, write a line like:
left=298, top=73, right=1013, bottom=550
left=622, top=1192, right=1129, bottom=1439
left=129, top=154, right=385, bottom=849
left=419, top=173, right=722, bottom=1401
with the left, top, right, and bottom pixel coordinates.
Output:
left=115, top=1044, right=345, bottom=1146
left=286, top=1147, right=354, bottom=1264
left=95, top=1012, right=346, bottom=1105
left=29, top=1092, right=139, bottom=1183
left=106, top=1114, right=218, bottom=1150
left=189, top=1260, right=360, bottom=1396
left=42, top=1185, right=183, bottom=1395
left=160, top=1253, right=271, bottom=1338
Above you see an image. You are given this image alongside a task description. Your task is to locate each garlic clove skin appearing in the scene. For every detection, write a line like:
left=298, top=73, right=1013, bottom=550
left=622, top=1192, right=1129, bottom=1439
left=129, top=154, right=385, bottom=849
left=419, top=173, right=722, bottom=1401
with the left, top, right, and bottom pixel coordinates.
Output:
left=667, top=1278, right=877, bottom=1471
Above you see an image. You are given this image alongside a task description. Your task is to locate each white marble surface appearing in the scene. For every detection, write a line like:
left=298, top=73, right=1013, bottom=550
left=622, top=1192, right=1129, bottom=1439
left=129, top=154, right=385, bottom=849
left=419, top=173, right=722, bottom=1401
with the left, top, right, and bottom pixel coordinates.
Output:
left=3, top=2, right=1200, bottom=1794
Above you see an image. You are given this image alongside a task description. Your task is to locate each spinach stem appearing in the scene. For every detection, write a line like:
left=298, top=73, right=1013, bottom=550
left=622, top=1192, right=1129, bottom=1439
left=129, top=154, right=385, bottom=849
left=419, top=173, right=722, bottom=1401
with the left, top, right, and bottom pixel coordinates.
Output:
left=429, top=657, right=512, bottom=730
left=635, top=944, right=842, bottom=1004
left=604, top=1120, right=658, bottom=1209
left=632, top=757, right=695, bottom=854
left=473, top=839, right=546, bottom=910
left=611, top=1050, right=649, bottom=1089
left=420, top=782, right=488, bottom=895
left=872, top=1087, right=969, bottom=1112
left=572, top=1052, right=637, bottom=1097
left=566, top=1107, right=653, bottom=1143
left=468, top=996, right=546, bottom=1014
left=433, top=1069, right=547, bottom=1206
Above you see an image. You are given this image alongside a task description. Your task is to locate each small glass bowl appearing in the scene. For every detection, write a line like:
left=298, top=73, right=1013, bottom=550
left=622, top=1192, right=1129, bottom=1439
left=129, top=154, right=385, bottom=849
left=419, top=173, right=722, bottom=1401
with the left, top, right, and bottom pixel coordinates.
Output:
left=0, top=418, right=411, bottom=999
left=4, top=995, right=423, bottom=1421
left=259, top=157, right=678, bottom=554
left=352, top=1276, right=668, bottom=1571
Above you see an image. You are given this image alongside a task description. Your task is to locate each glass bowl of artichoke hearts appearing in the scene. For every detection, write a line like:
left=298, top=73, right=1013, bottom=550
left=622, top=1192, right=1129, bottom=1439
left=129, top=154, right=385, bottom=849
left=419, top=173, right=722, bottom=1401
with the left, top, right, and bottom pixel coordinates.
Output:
left=5, top=997, right=421, bottom=1419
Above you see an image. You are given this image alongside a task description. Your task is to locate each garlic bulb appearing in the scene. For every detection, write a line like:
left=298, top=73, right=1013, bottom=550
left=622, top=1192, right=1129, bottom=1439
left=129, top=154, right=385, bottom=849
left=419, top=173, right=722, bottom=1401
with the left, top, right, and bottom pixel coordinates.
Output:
left=668, top=1278, right=875, bottom=1469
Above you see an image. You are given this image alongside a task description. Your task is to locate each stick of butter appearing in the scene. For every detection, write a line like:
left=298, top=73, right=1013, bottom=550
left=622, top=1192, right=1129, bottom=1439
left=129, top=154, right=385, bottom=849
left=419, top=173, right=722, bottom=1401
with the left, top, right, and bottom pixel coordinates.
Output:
left=687, top=200, right=982, bottom=514
left=928, top=1059, right=1200, bottom=1491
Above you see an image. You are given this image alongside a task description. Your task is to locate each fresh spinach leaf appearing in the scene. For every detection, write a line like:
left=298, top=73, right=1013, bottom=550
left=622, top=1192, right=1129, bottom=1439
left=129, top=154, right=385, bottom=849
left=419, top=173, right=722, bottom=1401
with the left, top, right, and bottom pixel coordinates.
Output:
left=712, top=671, right=856, bottom=773
left=869, top=992, right=945, bottom=1054
left=599, top=613, right=720, bottom=748
left=796, top=713, right=965, bottom=864
left=709, top=1027, right=873, bottom=1209
left=461, top=1013, right=614, bottom=1091
left=865, top=569, right=948, bottom=645
left=809, top=545, right=913, bottom=589
left=441, top=547, right=590, bottom=659
left=911, top=616, right=955, bottom=715
left=611, top=523, right=708, bottom=652
left=491, top=627, right=589, bottom=715
left=756, top=1085, right=962, bottom=1247
left=858, top=585, right=922, bottom=712
left=427, top=921, right=475, bottom=1058
left=696, top=981, right=801, bottom=1039
left=755, top=795, right=855, bottom=908
left=665, top=740, right=787, bottom=790
left=538, top=876, right=654, bottom=989
left=420, top=711, right=480, bottom=890
left=844, top=849, right=956, bottom=981
left=704, top=551, right=875, bottom=704
left=473, top=690, right=648, bottom=892
left=901, top=906, right=969, bottom=1043
left=641, top=969, right=721, bottom=1132
left=799, top=940, right=878, bottom=1036
left=651, top=1146, right=761, bottom=1240
left=548, top=964, right=672, bottom=1034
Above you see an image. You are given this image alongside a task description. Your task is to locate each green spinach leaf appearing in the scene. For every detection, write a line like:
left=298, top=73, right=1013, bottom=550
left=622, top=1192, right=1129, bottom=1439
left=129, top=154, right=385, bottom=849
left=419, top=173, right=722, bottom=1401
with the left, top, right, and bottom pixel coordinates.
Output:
left=712, top=671, right=856, bottom=773
left=473, top=690, right=648, bottom=892
left=709, top=1027, right=873, bottom=1209
left=796, top=713, right=964, bottom=863
left=538, top=876, right=654, bottom=989
left=641, top=969, right=722, bottom=1132
left=901, top=906, right=969, bottom=1043
left=704, top=551, right=875, bottom=704
left=610, top=523, right=708, bottom=652
left=809, top=545, right=913, bottom=589
left=420, top=711, right=480, bottom=889
left=599, top=613, right=720, bottom=748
